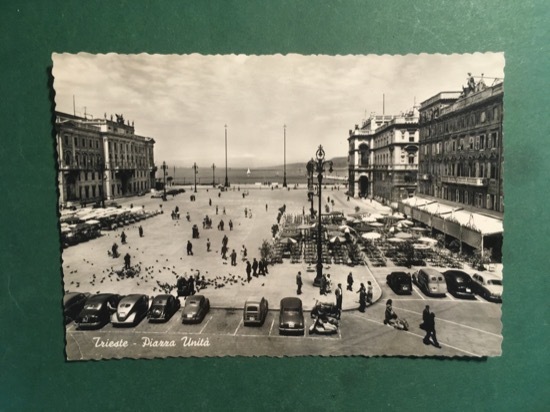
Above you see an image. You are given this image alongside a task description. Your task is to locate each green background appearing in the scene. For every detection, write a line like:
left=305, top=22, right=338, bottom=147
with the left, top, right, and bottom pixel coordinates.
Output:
left=0, top=1, right=548, bottom=410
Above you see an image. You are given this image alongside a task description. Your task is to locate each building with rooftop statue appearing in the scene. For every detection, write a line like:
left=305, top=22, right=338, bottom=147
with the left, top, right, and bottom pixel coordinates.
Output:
left=55, top=112, right=156, bottom=207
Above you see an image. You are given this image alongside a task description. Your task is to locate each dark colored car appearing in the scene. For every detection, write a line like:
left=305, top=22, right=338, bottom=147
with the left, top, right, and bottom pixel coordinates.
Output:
left=63, top=292, right=90, bottom=324
left=181, top=295, right=210, bottom=324
left=279, top=297, right=305, bottom=335
left=310, top=300, right=339, bottom=319
left=243, top=297, right=269, bottom=326
left=111, top=294, right=150, bottom=327
left=443, top=270, right=476, bottom=299
left=472, top=272, right=503, bottom=303
left=75, top=293, right=121, bottom=330
left=148, top=294, right=181, bottom=323
left=386, top=271, right=412, bottom=295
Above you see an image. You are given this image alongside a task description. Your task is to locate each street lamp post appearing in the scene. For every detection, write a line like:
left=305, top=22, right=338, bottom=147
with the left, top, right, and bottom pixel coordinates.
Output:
left=283, top=124, right=287, bottom=188
left=224, top=124, right=229, bottom=187
left=212, top=163, right=216, bottom=187
left=161, top=161, right=168, bottom=200
left=193, top=162, right=198, bottom=193
left=311, top=145, right=333, bottom=287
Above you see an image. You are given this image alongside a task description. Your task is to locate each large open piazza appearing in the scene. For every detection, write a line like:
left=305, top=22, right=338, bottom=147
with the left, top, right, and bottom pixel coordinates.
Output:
left=63, top=185, right=502, bottom=360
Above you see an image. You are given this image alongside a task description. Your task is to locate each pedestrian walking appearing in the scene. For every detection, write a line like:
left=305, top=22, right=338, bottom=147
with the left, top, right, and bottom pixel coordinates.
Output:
left=223, top=207, right=226, bottom=215
left=216, top=205, right=219, bottom=215
left=222, top=234, right=228, bottom=247
left=423, top=312, right=441, bottom=348
left=206, top=238, right=211, bottom=252
left=261, top=258, right=269, bottom=274
left=209, top=198, right=212, bottom=206
left=296, top=271, right=303, bottom=295
left=186, top=240, right=193, bottom=256
left=120, top=231, right=127, bottom=244
left=252, top=258, right=258, bottom=276
left=230, top=249, right=237, bottom=266
left=320, top=274, right=327, bottom=295
left=124, top=252, right=131, bottom=269
left=335, top=283, right=343, bottom=318
left=111, top=242, right=119, bottom=258
left=422, top=305, right=430, bottom=325
left=359, top=289, right=367, bottom=312
left=246, top=261, right=252, bottom=282
left=138, top=226, right=143, bottom=237
left=244, top=208, right=248, bottom=218
left=347, top=272, right=354, bottom=291
left=188, top=275, right=195, bottom=296
left=325, top=274, right=333, bottom=293
left=229, top=220, right=233, bottom=231
left=265, top=204, right=268, bottom=212
left=221, top=245, right=228, bottom=260
left=366, top=281, right=373, bottom=305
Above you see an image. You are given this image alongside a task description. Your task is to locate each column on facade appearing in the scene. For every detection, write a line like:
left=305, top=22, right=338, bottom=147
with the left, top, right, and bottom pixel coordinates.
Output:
left=103, top=137, right=112, bottom=200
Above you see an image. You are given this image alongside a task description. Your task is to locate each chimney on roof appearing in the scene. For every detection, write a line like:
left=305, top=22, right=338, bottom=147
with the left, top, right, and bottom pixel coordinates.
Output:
left=355, top=124, right=358, bottom=130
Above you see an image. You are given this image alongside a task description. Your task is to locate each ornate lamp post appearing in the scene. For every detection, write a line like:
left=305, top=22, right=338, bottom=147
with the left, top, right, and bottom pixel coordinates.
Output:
left=283, top=124, right=287, bottom=188
left=224, top=124, right=229, bottom=187
left=161, top=161, right=168, bottom=200
left=193, top=162, right=198, bottom=193
left=212, top=163, right=216, bottom=187
left=311, top=145, right=333, bottom=287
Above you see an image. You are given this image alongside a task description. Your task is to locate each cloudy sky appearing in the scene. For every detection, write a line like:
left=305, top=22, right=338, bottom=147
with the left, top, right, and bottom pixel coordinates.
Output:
left=52, top=53, right=504, bottom=168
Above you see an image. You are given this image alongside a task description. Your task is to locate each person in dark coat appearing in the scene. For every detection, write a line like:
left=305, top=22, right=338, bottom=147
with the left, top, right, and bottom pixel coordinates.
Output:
left=320, top=274, right=327, bottom=295
left=252, top=258, right=259, bottom=277
left=423, top=312, right=441, bottom=348
left=296, top=271, right=303, bottom=295
left=335, top=283, right=343, bottom=318
left=206, top=238, right=211, bottom=252
left=422, top=305, right=430, bottom=325
left=188, top=275, right=195, bottom=295
left=384, top=299, right=397, bottom=324
left=246, top=261, right=252, bottom=282
left=347, top=272, right=354, bottom=291
left=186, top=240, right=193, bottom=256
left=111, top=242, right=119, bottom=258
left=230, top=249, right=237, bottom=266
left=221, top=245, right=228, bottom=260
left=358, top=289, right=367, bottom=312
left=138, top=226, right=143, bottom=237
left=120, top=231, right=127, bottom=244
left=124, top=253, right=131, bottom=269
left=229, top=220, right=233, bottom=231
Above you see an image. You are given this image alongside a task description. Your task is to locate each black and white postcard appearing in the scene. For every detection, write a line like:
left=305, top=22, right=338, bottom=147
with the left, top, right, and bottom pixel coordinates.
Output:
left=53, top=53, right=504, bottom=360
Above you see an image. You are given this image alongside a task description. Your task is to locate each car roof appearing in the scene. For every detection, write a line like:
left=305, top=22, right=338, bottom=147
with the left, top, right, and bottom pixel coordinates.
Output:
left=390, top=271, right=409, bottom=276
left=444, top=270, right=472, bottom=278
left=120, top=294, right=147, bottom=303
left=474, top=272, right=502, bottom=281
left=280, top=297, right=302, bottom=308
left=87, top=293, right=116, bottom=303
left=419, top=268, right=443, bottom=276
left=187, top=295, right=205, bottom=303
left=152, top=294, right=173, bottom=303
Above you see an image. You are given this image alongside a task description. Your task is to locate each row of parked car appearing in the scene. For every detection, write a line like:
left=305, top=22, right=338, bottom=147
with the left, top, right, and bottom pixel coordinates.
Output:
left=64, top=293, right=307, bottom=335
left=386, top=268, right=503, bottom=302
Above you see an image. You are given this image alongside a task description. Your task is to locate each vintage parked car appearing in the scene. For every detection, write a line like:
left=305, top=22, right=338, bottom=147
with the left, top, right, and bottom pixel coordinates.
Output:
left=148, top=294, right=181, bottom=323
left=181, top=295, right=210, bottom=324
left=310, top=300, right=339, bottom=319
left=443, top=270, right=476, bottom=299
left=279, top=297, right=305, bottom=335
left=111, top=294, right=150, bottom=327
left=413, top=268, right=447, bottom=297
left=386, top=271, right=413, bottom=295
left=471, top=272, right=503, bottom=303
left=75, top=293, right=121, bottom=330
left=63, top=292, right=90, bottom=324
left=243, top=297, right=269, bottom=326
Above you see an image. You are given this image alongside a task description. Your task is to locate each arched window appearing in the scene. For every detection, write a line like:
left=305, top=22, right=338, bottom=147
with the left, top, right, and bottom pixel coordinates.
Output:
left=64, top=152, right=72, bottom=166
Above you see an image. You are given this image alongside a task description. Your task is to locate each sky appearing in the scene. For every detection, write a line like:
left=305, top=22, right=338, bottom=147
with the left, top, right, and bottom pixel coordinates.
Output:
left=52, top=53, right=504, bottom=168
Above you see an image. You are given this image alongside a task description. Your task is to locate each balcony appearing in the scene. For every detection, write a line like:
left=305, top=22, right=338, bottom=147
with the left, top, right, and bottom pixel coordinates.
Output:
left=441, top=175, right=488, bottom=187
left=389, top=164, right=418, bottom=171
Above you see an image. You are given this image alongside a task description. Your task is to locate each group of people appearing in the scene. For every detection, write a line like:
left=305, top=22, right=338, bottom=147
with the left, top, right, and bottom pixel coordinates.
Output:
left=245, top=257, right=269, bottom=282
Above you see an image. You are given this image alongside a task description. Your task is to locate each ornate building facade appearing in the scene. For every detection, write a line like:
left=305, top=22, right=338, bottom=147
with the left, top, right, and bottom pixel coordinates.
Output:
left=55, top=112, right=156, bottom=207
left=348, top=110, right=419, bottom=204
left=417, top=78, right=504, bottom=215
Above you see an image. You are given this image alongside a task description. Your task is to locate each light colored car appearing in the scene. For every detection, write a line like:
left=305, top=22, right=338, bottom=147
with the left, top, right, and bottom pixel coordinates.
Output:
left=413, top=268, right=447, bottom=297
left=243, top=297, right=269, bottom=326
left=111, top=294, right=149, bottom=327
left=472, top=272, right=503, bottom=303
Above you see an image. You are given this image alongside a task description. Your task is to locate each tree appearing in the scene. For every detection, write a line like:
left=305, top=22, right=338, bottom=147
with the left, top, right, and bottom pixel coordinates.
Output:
left=472, top=248, right=493, bottom=270
left=259, top=239, right=274, bottom=261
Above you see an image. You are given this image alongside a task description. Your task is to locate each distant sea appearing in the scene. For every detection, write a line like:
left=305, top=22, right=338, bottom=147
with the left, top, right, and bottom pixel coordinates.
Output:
left=167, top=165, right=347, bottom=186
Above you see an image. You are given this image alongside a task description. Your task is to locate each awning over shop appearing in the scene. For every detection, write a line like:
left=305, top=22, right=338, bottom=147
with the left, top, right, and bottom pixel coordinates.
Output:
left=398, top=196, right=503, bottom=250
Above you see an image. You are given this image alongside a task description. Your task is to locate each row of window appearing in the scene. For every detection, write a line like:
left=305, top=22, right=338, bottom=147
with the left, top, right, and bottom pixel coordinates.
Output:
left=420, top=160, right=500, bottom=180
left=373, top=130, right=417, bottom=149
left=74, top=170, right=151, bottom=182
left=419, top=185, right=503, bottom=213
left=63, top=134, right=151, bottom=156
left=421, top=104, right=501, bottom=134
left=70, top=180, right=151, bottom=201
left=421, top=130, right=500, bottom=156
